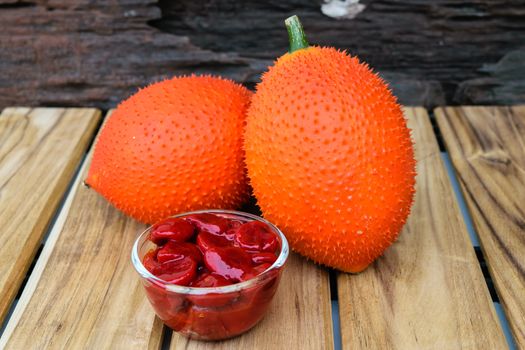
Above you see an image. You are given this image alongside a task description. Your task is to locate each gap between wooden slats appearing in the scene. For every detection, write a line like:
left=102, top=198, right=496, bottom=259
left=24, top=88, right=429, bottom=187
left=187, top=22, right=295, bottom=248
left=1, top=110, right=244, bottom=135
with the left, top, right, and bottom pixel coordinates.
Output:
left=336, top=107, right=507, bottom=349
left=0, top=110, right=164, bottom=349
left=435, top=106, right=525, bottom=349
left=0, top=107, right=101, bottom=326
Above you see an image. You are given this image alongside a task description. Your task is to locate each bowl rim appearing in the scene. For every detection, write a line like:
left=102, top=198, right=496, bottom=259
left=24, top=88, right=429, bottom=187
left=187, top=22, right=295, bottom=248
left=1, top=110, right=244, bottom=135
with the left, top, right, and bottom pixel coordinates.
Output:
left=131, top=209, right=289, bottom=294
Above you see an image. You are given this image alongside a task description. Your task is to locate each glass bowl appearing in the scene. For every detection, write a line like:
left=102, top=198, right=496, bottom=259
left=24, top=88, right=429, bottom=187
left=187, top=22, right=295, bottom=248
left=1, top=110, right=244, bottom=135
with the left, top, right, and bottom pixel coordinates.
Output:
left=131, top=209, right=289, bottom=340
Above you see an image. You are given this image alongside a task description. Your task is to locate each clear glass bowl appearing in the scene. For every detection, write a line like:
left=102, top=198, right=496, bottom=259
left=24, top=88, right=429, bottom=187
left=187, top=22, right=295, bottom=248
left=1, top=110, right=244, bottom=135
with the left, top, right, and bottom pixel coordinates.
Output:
left=131, top=209, right=289, bottom=340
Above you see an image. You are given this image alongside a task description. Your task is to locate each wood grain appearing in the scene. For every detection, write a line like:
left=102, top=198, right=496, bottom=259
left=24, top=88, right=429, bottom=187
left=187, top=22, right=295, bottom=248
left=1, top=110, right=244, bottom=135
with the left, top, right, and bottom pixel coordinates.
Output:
left=0, top=110, right=164, bottom=349
left=337, top=107, right=507, bottom=349
left=1, top=1, right=524, bottom=109
left=435, top=105, right=525, bottom=348
left=170, top=253, right=333, bottom=350
left=0, top=107, right=100, bottom=325
left=0, top=141, right=91, bottom=347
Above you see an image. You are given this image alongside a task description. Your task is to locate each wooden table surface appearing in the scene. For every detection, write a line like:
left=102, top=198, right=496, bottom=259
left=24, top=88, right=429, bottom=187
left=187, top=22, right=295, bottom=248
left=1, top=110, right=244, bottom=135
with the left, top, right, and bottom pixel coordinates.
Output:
left=0, top=106, right=523, bottom=349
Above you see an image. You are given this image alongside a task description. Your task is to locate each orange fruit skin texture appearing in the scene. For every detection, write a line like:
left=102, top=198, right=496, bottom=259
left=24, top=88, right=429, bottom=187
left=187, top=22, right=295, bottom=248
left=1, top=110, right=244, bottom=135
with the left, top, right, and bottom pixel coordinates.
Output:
left=86, top=76, right=252, bottom=224
left=244, top=47, right=416, bottom=273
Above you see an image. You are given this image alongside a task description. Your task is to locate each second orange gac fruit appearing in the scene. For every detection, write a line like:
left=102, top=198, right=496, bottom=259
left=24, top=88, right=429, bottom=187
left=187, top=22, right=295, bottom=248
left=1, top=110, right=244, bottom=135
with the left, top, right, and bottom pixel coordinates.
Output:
left=244, top=16, right=416, bottom=272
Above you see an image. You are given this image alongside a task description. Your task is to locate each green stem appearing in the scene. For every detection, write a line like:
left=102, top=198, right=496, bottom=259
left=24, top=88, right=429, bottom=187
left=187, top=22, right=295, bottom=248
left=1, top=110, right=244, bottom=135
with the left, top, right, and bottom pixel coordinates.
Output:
left=285, top=15, right=309, bottom=53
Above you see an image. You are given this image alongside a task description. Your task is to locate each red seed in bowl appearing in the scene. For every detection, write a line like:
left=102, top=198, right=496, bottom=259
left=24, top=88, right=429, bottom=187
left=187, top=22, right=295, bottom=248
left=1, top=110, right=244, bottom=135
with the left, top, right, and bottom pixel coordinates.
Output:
left=155, top=257, right=197, bottom=286
left=191, top=272, right=230, bottom=288
left=228, top=220, right=243, bottom=230
left=189, top=273, right=236, bottom=307
left=150, top=218, right=195, bottom=245
left=185, top=213, right=230, bottom=235
left=144, top=248, right=198, bottom=285
left=235, top=221, right=278, bottom=253
left=203, top=247, right=252, bottom=281
left=157, top=241, right=203, bottom=264
left=143, top=249, right=162, bottom=274
left=196, top=231, right=232, bottom=252
left=224, top=220, right=243, bottom=240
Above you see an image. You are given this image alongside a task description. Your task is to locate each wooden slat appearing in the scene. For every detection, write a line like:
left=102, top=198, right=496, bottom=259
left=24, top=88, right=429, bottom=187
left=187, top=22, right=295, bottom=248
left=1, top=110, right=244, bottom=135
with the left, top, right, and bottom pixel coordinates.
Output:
left=337, top=107, right=507, bottom=349
left=435, top=105, right=525, bottom=348
left=170, top=253, right=333, bottom=350
left=0, top=111, right=164, bottom=349
left=0, top=107, right=100, bottom=325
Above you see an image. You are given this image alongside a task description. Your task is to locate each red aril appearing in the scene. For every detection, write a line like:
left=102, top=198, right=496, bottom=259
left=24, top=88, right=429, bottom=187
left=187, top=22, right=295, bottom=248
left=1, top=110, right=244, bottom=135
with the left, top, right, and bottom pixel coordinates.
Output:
left=229, top=220, right=243, bottom=230
left=196, top=231, right=232, bottom=252
left=143, top=249, right=162, bottom=275
left=235, top=221, right=278, bottom=252
left=150, top=218, right=195, bottom=245
left=156, top=256, right=197, bottom=286
left=222, top=219, right=243, bottom=241
left=185, top=213, right=230, bottom=235
left=203, top=247, right=252, bottom=281
left=191, top=272, right=230, bottom=288
left=189, top=273, right=236, bottom=307
left=157, top=241, right=203, bottom=264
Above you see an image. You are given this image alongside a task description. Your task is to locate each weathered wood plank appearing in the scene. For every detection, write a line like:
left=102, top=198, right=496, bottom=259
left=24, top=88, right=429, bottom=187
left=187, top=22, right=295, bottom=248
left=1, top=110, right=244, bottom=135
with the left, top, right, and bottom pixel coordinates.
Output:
left=0, top=142, right=92, bottom=347
left=435, top=105, right=525, bottom=348
left=170, top=253, right=333, bottom=350
left=0, top=111, right=164, bottom=349
left=0, top=107, right=100, bottom=326
left=1, top=1, right=524, bottom=109
left=337, top=107, right=507, bottom=349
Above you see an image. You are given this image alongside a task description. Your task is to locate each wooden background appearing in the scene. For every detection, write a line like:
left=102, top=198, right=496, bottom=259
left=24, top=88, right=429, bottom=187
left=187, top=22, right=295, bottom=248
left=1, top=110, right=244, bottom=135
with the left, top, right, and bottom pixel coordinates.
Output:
left=0, top=0, right=524, bottom=110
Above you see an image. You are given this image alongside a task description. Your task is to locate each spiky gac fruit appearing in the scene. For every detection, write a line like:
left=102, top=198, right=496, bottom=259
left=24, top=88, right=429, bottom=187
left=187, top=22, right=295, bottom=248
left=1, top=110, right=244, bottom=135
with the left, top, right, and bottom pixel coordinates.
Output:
left=86, top=76, right=251, bottom=224
left=244, top=16, right=416, bottom=273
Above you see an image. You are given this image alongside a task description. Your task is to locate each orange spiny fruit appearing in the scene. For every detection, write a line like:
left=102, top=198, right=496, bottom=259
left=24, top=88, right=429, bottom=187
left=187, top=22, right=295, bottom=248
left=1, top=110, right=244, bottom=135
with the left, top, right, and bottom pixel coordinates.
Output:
left=86, top=75, right=251, bottom=224
left=244, top=16, right=416, bottom=273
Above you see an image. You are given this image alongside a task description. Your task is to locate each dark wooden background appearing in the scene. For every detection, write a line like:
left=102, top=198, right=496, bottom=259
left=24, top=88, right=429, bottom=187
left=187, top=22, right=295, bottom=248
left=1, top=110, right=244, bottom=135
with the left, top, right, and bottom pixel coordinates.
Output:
left=0, top=0, right=524, bottom=110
